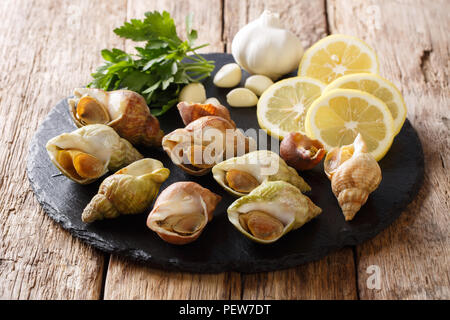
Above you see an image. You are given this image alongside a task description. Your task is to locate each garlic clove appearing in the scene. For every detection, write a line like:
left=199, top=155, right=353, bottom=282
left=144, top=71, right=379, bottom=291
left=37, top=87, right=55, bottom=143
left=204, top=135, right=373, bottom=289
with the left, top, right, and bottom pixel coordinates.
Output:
left=213, top=63, right=242, bottom=88
left=226, top=88, right=258, bottom=107
left=245, top=75, right=274, bottom=96
left=204, top=97, right=221, bottom=106
left=178, top=83, right=206, bottom=103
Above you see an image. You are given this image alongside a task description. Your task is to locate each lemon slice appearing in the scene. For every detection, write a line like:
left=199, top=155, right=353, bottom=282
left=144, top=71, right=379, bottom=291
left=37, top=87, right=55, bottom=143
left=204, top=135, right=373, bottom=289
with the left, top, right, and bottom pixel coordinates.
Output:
left=257, top=77, right=326, bottom=139
left=298, top=34, right=379, bottom=84
left=323, top=73, right=407, bottom=135
left=305, top=89, right=394, bottom=161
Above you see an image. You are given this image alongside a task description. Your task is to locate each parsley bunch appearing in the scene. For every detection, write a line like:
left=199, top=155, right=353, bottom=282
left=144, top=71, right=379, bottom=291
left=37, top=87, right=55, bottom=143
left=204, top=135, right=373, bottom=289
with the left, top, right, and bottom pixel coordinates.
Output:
left=88, top=11, right=215, bottom=116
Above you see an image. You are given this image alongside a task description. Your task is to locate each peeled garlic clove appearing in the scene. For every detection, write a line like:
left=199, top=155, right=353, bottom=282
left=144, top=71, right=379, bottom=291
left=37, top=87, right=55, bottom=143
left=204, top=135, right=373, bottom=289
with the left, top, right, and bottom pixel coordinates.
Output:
left=226, top=88, right=258, bottom=107
left=245, top=75, right=274, bottom=96
left=76, top=96, right=110, bottom=125
left=178, top=83, right=206, bottom=103
left=204, top=97, right=221, bottom=106
left=225, top=169, right=260, bottom=193
left=213, top=63, right=242, bottom=88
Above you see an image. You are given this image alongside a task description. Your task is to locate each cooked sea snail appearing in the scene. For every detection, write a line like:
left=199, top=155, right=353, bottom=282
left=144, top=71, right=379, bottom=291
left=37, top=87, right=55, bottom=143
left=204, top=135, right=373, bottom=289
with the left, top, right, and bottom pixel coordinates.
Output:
left=212, top=150, right=311, bottom=197
left=177, top=101, right=235, bottom=126
left=280, top=132, right=326, bottom=170
left=162, top=116, right=256, bottom=176
left=82, top=159, right=170, bottom=223
left=324, top=134, right=382, bottom=221
left=69, top=88, right=164, bottom=147
left=46, top=124, right=143, bottom=184
left=227, top=181, right=322, bottom=244
left=147, top=182, right=222, bottom=245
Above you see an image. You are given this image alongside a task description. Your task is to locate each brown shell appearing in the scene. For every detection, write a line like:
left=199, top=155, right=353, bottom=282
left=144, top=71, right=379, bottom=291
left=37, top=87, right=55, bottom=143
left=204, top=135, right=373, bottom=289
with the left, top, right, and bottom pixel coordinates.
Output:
left=280, top=132, right=326, bottom=171
left=177, top=102, right=235, bottom=127
left=69, top=89, right=164, bottom=147
left=146, top=182, right=222, bottom=245
left=162, top=116, right=254, bottom=176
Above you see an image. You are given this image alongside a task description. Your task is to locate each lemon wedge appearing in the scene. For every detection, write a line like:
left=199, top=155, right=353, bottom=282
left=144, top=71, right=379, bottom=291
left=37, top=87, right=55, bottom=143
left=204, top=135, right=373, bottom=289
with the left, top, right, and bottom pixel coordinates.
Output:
left=257, top=77, right=325, bottom=139
left=305, top=89, right=394, bottom=161
left=298, top=34, right=379, bottom=84
left=323, top=73, right=406, bottom=135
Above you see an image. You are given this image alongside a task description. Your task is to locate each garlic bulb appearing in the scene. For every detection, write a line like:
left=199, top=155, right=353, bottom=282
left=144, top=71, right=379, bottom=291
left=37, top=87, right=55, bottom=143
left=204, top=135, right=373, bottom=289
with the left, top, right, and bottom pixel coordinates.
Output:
left=231, top=10, right=304, bottom=80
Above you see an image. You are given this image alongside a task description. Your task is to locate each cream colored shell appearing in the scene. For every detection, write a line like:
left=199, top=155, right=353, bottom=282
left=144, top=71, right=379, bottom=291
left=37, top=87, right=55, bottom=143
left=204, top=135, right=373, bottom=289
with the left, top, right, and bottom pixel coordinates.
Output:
left=212, top=150, right=311, bottom=197
left=227, top=181, right=321, bottom=244
left=82, top=159, right=170, bottom=223
left=324, top=134, right=382, bottom=221
left=46, top=124, right=143, bottom=184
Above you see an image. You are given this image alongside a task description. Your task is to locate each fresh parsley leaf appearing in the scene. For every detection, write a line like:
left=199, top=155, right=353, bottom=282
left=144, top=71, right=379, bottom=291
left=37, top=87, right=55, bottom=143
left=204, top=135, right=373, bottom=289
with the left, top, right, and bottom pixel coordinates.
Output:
left=88, top=11, right=215, bottom=116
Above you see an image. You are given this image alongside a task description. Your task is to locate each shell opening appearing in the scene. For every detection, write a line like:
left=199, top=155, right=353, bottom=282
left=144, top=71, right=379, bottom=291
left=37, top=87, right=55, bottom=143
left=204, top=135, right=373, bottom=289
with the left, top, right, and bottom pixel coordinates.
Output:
left=76, top=96, right=110, bottom=125
left=56, top=149, right=104, bottom=179
left=238, top=210, right=284, bottom=241
left=225, top=169, right=260, bottom=194
left=157, top=213, right=205, bottom=236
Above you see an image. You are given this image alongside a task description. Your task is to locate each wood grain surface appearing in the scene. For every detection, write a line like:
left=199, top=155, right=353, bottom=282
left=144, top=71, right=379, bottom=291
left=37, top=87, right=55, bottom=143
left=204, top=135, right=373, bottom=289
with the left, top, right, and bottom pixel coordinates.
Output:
left=0, top=0, right=448, bottom=299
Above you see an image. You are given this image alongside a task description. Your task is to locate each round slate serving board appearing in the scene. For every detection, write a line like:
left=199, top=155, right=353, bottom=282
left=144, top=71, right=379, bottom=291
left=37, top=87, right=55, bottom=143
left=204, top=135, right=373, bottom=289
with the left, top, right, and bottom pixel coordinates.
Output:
left=27, top=53, right=424, bottom=273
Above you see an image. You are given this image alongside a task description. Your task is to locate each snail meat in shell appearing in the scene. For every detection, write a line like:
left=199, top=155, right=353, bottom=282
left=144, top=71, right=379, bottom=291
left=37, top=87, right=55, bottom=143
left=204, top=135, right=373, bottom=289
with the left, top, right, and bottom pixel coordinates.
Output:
left=212, top=150, right=311, bottom=197
left=324, top=134, right=382, bottom=221
left=227, top=181, right=322, bottom=244
left=280, top=132, right=326, bottom=170
left=69, top=88, right=164, bottom=147
left=177, top=101, right=235, bottom=126
left=46, top=124, right=143, bottom=184
left=147, top=182, right=222, bottom=245
left=162, top=116, right=256, bottom=176
left=82, top=159, right=170, bottom=223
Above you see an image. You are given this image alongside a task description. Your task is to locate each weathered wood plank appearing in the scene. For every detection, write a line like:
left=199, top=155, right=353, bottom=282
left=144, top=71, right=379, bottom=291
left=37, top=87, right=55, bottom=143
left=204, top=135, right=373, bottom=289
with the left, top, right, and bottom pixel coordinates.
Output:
left=242, top=249, right=358, bottom=300
left=328, top=0, right=450, bottom=299
left=0, top=0, right=129, bottom=299
left=104, top=256, right=241, bottom=299
left=103, top=0, right=240, bottom=300
left=223, top=0, right=357, bottom=299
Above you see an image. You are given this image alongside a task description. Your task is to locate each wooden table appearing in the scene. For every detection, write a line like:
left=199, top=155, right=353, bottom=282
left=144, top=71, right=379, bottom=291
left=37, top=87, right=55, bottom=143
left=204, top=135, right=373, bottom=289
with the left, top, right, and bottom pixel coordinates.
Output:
left=0, top=0, right=448, bottom=300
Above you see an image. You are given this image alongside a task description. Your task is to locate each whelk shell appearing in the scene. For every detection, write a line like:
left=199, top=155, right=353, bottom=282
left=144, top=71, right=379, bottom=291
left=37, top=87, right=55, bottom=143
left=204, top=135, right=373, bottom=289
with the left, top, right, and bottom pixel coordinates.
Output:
left=69, top=88, right=164, bottom=147
left=324, top=134, right=382, bottom=221
left=147, top=182, right=222, bottom=245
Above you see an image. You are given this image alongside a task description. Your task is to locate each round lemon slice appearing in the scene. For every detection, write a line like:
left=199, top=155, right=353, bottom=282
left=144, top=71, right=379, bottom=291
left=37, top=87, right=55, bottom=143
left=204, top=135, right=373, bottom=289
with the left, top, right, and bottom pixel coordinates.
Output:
left=305, top=89, right=394, bottom=161
left=298, top=34, right=379, bottom=84
left=257, top=77, right=326, bottom=139
left=323, top=73, right=407, bottom=135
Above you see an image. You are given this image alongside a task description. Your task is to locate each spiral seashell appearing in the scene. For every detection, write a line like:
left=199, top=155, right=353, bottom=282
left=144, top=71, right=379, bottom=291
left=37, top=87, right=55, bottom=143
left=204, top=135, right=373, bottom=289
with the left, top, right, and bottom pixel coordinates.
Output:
left=82, top=159, right=170, bottom=223
left=324, top=134, right=382, bottom=221
left=69, top=88, right=164, bottom=147
left=177, top=101, right=235, bottom=127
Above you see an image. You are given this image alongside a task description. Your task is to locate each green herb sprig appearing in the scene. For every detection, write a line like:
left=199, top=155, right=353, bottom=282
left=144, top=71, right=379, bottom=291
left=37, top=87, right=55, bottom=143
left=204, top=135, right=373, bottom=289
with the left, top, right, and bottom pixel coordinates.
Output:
left=88, top=11, right=215, bottom=116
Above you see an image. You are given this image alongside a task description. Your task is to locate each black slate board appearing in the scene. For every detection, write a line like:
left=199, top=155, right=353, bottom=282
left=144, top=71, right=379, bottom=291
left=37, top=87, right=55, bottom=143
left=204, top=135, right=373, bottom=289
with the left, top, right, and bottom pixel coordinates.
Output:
left=27, top=53, right=424, bottom=273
